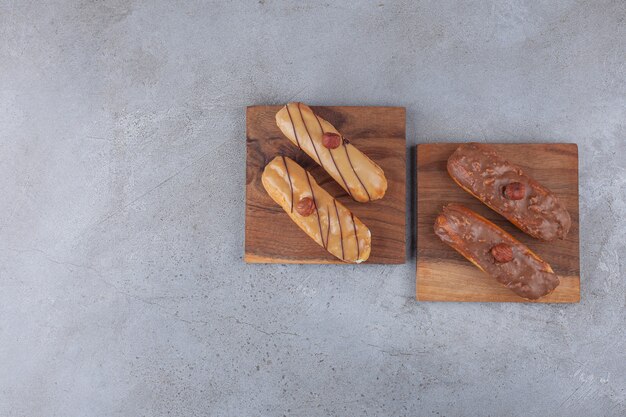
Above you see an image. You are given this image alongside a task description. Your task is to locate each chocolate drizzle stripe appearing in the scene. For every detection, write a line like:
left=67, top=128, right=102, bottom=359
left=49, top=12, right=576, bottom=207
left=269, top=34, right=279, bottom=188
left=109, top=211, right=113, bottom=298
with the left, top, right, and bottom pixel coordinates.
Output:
left=350, top=213, right=359, bottom=260
left=281, top=156, right=294, bottom=213
left=305, top=171, right=326, bottom=249
left=313, top=114, right=352, bottom=198
left=285, top=104, right=301, bottom=149
left=297, top=103, right=325, bottom=171
left=343, top=140, right=371, bottom=202
left=325, top=205, right=331, bottom=248
left=333, top=199, right=344, bottom=260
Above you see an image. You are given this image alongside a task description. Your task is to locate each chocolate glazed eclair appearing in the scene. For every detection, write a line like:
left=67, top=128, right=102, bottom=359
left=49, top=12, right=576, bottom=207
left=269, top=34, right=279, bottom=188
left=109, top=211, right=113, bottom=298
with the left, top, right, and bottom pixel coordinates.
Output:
left=275, top=102, right=387, bottom=203
left=447, top=143, right=571, bottom=241
left=434, top=204, right=560, bottom=300
left=262, top=156, right=371, bottom=263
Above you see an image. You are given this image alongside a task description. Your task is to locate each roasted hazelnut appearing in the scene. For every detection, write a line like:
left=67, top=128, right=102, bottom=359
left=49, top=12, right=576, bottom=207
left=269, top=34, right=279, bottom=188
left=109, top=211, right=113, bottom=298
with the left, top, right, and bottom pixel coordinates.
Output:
left=503, top=182, right=525, bottom=200
left=321, top=132, right=342, bottom=149
left=296, top=197, right=316, bottom=217
left=491, top=243, right=513, bottom=263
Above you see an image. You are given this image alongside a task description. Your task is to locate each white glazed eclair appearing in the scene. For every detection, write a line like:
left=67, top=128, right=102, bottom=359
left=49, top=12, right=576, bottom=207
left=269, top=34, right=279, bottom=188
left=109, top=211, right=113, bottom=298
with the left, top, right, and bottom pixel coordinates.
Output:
left=275, top=102, right=387, bottom=203
left=262, top=156, right=371, bottom=263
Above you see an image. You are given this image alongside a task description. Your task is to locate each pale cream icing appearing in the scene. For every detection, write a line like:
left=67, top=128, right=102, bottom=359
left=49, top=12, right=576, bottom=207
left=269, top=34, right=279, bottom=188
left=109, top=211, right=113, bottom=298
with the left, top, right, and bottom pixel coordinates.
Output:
left=262, top=156, right=371, bottom=263
left=275, top=102, right=387, bottom=203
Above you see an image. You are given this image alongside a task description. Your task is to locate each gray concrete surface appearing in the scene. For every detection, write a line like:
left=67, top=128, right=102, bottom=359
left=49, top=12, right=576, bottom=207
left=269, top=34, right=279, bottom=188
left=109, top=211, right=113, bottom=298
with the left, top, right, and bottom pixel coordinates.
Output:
left=1, top=1, right=624, bottom=416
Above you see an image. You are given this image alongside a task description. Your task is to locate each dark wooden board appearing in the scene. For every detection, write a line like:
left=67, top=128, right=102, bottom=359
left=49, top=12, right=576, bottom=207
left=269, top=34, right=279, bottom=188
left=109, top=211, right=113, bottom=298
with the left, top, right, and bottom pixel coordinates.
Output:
left=246, top=105, right=406, bottom=264
left=416, top=143, right=580, bottom=303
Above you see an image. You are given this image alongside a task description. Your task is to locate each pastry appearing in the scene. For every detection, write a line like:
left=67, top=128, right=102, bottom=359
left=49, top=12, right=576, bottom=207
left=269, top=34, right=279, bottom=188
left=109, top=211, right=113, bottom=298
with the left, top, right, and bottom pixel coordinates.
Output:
left=447, top=142, right=571, bottom=241
left=275, top=102, right=387, bottom=203
left=434, top=204, right=560, bottom=300
left=262, top=156, right=371, bottom=263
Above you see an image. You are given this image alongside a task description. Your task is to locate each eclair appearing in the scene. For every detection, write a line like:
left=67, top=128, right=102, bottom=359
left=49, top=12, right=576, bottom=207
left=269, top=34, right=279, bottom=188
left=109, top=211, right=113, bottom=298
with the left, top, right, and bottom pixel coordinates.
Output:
left=434, top=204, right=560, bottom=300
left=447, top=143, right=571, bottom=241
left=275, top=102, right=387, bottom=203
left=262, top=156, right=371, bottom=263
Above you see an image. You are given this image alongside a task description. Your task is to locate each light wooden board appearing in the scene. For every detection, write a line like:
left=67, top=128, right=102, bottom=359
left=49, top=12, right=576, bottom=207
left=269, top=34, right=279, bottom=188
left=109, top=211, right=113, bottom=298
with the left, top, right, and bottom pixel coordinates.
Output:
left=246, top=105, right=406, bottom=264
left=416, top=143, right=580, bottom=303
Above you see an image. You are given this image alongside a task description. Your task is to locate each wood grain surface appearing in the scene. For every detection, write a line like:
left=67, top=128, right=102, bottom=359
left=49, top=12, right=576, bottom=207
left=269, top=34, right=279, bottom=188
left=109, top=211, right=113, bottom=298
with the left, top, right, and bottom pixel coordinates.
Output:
left=246, top=105, right=406, bottom=264
left=416, top=143, right=580, bottom=303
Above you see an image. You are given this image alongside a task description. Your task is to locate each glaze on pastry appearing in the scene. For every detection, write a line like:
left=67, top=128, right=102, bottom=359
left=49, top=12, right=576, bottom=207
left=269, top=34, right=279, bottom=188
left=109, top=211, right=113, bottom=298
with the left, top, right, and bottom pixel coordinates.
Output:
left=434, top=204, right=560, bottom=300
left=447, top=142, right=571, bottom=241
left=262, top=156, right=371, bottom=263
left=275, top=102, right=387, bottom=203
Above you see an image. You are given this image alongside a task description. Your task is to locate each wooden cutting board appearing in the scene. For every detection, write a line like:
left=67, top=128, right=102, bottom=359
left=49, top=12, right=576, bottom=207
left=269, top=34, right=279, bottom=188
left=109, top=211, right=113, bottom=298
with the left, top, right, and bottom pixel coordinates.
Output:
left=246, top=105, right=406, bottom=264
left=416, top=143, right=580, bottom=303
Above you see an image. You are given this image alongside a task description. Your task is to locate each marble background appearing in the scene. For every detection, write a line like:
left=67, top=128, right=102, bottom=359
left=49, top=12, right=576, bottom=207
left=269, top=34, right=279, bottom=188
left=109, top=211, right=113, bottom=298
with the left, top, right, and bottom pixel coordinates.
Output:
left=1, top=1, right=624, bottom=416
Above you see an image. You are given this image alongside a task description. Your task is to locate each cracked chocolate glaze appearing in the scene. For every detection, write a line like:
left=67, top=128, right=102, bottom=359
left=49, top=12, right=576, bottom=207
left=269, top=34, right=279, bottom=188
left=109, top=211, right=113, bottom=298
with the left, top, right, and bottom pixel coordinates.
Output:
left=262, top=156, right=371, bottom=263
left=447, top=143, right=571, bottom=241
left=434, top=204, right=560, bottom=300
